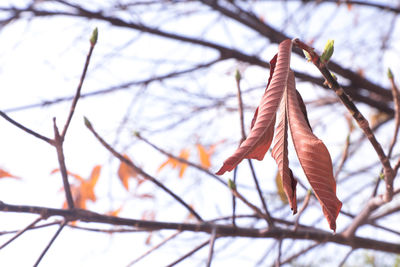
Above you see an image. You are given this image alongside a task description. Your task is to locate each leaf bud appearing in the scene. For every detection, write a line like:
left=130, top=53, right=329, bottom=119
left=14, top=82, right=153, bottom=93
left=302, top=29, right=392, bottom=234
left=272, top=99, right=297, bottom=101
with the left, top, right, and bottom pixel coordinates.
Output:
left=228, top=179, right=236, bottom=190
left=90, top=27, right=98, bottom=46
left=388, top=68, right=394, bottom=79
left=320, top=39, right=334, bottom=64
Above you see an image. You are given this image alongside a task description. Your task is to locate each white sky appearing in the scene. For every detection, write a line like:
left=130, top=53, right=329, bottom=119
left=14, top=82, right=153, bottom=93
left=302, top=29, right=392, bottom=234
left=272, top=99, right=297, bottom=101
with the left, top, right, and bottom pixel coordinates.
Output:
left=0, top=0, right=400, bottom=266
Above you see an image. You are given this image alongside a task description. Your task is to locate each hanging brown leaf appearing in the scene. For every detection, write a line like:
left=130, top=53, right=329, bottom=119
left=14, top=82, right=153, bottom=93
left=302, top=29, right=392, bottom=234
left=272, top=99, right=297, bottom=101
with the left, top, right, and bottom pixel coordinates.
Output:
left=287, top=71, right=342, bottom=231
left=271, top=88, right=297, bottom=213
left=216, top=39, right=293, bottom=175
left=216, top=39, right=342, bottom=230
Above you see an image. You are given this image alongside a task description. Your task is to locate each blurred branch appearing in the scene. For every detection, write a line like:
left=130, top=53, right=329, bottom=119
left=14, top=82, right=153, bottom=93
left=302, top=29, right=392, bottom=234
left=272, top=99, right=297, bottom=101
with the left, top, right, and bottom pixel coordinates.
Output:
left=0, top=216, right=42, bottom=250
left=85, top=118, right=204, bottom=221
left=0, top=110, right=53, bottom=144
left=0, top=1, right=394, bottom=115
left=33, top=220, right=67, bottom=267
left=234, top=71, right=273, bottom=225
left=4, top=57, right=221, bottom=113
left=135, top=133, right=227, bottom=186
left=165, top=239, right=210, bottom=267
left=1, top=201, right=400, bottom=253
left=61, top=27, right=97, bottom=139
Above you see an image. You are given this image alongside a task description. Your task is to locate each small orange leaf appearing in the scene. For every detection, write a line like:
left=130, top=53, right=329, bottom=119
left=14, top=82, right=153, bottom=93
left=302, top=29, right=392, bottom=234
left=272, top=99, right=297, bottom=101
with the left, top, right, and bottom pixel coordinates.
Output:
left=145, top=232, right=153, bottom=245
left=107, top=206, right=123, bottom=217
left=117, top=154, right=138, bottom=191
left=157, top=158, right=178, bottom=172
left=178, top=149, right=189, bottom=178
left=196, top=144, right=217, bottom=169
left=58, top=165, right=102, bottom=209
left=158, top=148, right=190, bottom=178
left=0, top=169, right=20, bottom=179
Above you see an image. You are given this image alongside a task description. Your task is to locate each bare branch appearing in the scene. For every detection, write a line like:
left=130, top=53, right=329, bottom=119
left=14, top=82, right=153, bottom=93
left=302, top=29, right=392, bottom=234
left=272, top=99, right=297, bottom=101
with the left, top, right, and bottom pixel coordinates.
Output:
left=84, top=118, right=204, bottom=221
left=33, top=221, right=67, bottom=267
left=0, top=110, right=53, bottom=144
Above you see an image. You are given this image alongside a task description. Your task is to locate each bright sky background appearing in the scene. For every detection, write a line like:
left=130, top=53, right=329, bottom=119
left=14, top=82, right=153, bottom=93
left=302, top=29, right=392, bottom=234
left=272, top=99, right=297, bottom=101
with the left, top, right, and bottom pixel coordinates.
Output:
left=0, top=0, right=400, bottom=266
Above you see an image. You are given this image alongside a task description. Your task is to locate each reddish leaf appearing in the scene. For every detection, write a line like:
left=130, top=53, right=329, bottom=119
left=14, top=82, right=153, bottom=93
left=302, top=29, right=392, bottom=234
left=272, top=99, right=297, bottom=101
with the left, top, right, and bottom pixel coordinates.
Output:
left=216, top=39, right=293, bottom=175
left=0, top=169, right=20, bottom=179
left=271, top=89, right=297, bottom=213
left=287, top=71, right=342, bottom=231
left=295, top=89, right=312, bottom=130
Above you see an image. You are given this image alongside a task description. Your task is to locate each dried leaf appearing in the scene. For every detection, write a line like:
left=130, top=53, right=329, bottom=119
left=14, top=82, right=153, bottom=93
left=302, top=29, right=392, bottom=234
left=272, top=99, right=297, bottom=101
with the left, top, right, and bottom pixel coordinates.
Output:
left=83, top=165, right=101, bottom=202
left=58, top=165, right=102, bottom=209
left=0, top=169, right=20, bottom=179
left=271, top=89, right=297, bottom=213
left=274, top=172, right=288, bottom=204
left=107, top=206, right=123, bottom=217
left=118, top=154, right=138, bottom=191
left=216, top=39, right=293, bottom=175
left=287, top=71, right=342, bottom=231
left=196, top=143, right=216, bottom=169
left=158, top=148, right=190, bottom=178
left=295, top=89, right=312, bottom=130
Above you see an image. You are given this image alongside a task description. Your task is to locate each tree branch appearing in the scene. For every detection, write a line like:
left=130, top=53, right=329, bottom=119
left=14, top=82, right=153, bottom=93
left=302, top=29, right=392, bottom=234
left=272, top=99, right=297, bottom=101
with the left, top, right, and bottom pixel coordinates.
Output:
left=1, top=201, right=400, bottom=254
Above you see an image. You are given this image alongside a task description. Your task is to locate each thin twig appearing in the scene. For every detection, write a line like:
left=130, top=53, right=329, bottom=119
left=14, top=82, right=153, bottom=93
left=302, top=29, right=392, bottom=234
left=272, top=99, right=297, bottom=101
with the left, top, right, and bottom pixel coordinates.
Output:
left=0, top=110, right=53, bottom=144
left=294, top=190, right=311, bottom=231
left=165, top=240, right=209, bottom=267
left=206, top=226, right=218, bottom=267
left=126, top=231, right=182, bottom=266
left=235, top=71, right=273, bottom=226
left=85, top=118, right=203, bottom=222
left=136, top=134, right=227, bottom=186
left=335, top=116, right=353, bottom=179
left=247, top=159, right=273, bottom=224
left=275, top=239, right=283, bottom=267
left=33, top=220, right=67, bottom=267
left=61, top=34, right=96, bottom=139
left=53, top=119, right=75, bottom=209
left=0, top=216, right=42, bottom=250
left=337, top=248, right=354, bottom=267
left=230, top=186, right=273, bottom=226
left=387, top=70, right=400, bottom=159
left=232, top=167, right=238, bottom=227
left=280, top=242, right=320, bottom=265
